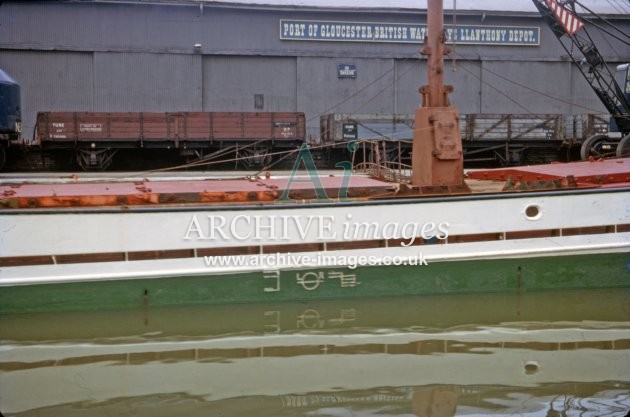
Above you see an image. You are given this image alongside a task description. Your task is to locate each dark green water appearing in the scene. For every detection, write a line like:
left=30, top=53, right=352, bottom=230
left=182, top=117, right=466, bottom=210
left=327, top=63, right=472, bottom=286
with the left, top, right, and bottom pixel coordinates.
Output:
left=1, top=289, right=629, bottom=416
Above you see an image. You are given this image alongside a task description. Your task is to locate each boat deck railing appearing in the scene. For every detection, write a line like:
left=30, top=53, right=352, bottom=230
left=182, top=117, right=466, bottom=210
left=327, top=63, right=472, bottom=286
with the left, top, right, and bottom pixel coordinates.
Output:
left=353, top=161, right=413, bottom=183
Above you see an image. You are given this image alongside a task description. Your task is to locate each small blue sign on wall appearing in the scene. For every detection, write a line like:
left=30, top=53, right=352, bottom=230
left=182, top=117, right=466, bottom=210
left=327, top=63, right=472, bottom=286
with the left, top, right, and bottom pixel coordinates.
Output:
left=338, top=64, right=357, bottom=79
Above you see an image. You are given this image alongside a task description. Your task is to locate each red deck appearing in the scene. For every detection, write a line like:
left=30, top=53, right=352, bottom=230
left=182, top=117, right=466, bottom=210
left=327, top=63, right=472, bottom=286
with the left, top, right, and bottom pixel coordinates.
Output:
left=2, top=158, right=629, bottom=209
left=0, top=174, right=394, bottom=208
left=468, top=158, right=630, bottom=187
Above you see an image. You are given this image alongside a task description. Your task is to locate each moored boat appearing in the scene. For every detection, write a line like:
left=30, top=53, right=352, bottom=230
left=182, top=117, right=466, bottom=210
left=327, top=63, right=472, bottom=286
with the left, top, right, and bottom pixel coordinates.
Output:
left=0, top=0, right=629, bottom=314
left=0, top=158, right=629, bottom=314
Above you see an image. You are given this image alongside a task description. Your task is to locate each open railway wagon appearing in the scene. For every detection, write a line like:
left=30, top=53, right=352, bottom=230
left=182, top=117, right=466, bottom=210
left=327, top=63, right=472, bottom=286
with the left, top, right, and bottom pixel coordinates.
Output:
left=31, top=111, right=306, bottom=170
left=320, top=112, right=609, bottom=167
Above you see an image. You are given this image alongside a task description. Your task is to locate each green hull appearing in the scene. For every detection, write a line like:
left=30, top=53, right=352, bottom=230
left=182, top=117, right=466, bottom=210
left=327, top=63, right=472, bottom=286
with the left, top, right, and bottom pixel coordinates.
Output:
left=1, top=253, right=629, bottom=314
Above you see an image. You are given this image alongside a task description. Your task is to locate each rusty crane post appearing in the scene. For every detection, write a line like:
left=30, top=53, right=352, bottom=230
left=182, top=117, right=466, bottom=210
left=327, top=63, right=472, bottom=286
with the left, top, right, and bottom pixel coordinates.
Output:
left=411, top=0, right=468, bottom=192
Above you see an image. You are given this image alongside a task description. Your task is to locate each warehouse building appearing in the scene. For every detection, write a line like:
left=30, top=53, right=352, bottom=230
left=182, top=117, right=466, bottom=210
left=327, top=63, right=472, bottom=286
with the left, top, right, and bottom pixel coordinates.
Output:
left=0, top=0, right=629, bottom=140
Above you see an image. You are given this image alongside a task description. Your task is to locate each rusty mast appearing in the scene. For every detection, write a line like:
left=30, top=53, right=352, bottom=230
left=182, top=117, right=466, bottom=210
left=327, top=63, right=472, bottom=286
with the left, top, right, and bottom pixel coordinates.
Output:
left=411, top=0, right=468, bottom=192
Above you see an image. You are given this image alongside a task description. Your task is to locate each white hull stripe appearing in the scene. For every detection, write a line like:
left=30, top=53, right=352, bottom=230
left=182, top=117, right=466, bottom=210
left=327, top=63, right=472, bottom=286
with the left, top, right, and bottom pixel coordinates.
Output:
left=2, top=223, right=629, bottom=268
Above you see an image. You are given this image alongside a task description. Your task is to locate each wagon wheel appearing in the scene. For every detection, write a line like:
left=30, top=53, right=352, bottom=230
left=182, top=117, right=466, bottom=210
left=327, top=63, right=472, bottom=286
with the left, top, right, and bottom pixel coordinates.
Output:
left=616, top=134, right=630, bottom=158
left=237, top=147, right=271, bottom=169
left=76, top=148, right=116, bottom=171
left=0, top=147, right=5, bottom=170
left=580, top=134, right=616, bottom=160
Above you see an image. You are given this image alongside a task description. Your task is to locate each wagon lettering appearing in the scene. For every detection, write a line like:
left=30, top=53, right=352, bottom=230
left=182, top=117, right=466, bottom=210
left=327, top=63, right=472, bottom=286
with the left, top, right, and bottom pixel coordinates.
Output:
left=80, top=123, right=103, bottom=133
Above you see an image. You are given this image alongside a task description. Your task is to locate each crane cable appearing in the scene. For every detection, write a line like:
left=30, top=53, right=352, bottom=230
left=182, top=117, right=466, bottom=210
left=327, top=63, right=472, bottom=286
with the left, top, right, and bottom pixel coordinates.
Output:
left=451, top=0, right=457, bottom=72
left=572, top=0, right=630, bottom=46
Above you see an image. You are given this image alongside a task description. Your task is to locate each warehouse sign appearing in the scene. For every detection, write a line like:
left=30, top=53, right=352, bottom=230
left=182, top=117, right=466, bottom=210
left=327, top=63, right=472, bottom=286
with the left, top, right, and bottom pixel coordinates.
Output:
left=280, top=20, right=540, bottom=46
left=337, top=64, right=357, bottom=78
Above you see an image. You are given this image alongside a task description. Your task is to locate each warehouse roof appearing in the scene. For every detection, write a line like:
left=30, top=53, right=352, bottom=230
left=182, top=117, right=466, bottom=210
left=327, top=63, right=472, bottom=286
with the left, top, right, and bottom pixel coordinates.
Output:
left=81, top=0, right=630, bottom=15
left=199, top=0, right=628, bottom=14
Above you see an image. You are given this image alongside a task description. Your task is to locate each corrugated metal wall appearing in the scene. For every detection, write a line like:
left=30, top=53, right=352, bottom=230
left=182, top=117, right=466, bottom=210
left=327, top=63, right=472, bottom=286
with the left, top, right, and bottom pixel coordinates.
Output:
left=481, top=61, right=575, bottom=114
left=94, top=52, right=202, bottom=111
left=203, top=56, right=296, bottom=112
left=1, top=1, right=627, bottom=141
left=297, top=57, right=396, bottom=138
left=445, top=61, right=483, bottom=113
left=0, top=51, right=94, bottom=139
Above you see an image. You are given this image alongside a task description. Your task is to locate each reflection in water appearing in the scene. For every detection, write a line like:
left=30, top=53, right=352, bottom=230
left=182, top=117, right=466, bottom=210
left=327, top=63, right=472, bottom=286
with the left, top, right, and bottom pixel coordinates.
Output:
left=5, top=384, right=627, bottom=416
left=412, top=386, right=458, bottom=417
left=0, top=289, right=629, bottom=416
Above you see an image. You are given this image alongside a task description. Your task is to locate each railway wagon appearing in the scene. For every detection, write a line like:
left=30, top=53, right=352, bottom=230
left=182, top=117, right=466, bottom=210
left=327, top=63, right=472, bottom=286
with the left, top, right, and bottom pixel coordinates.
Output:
left=35, top=111, right=306, bottom=170
left=320, top=113, right=609, bottom=166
